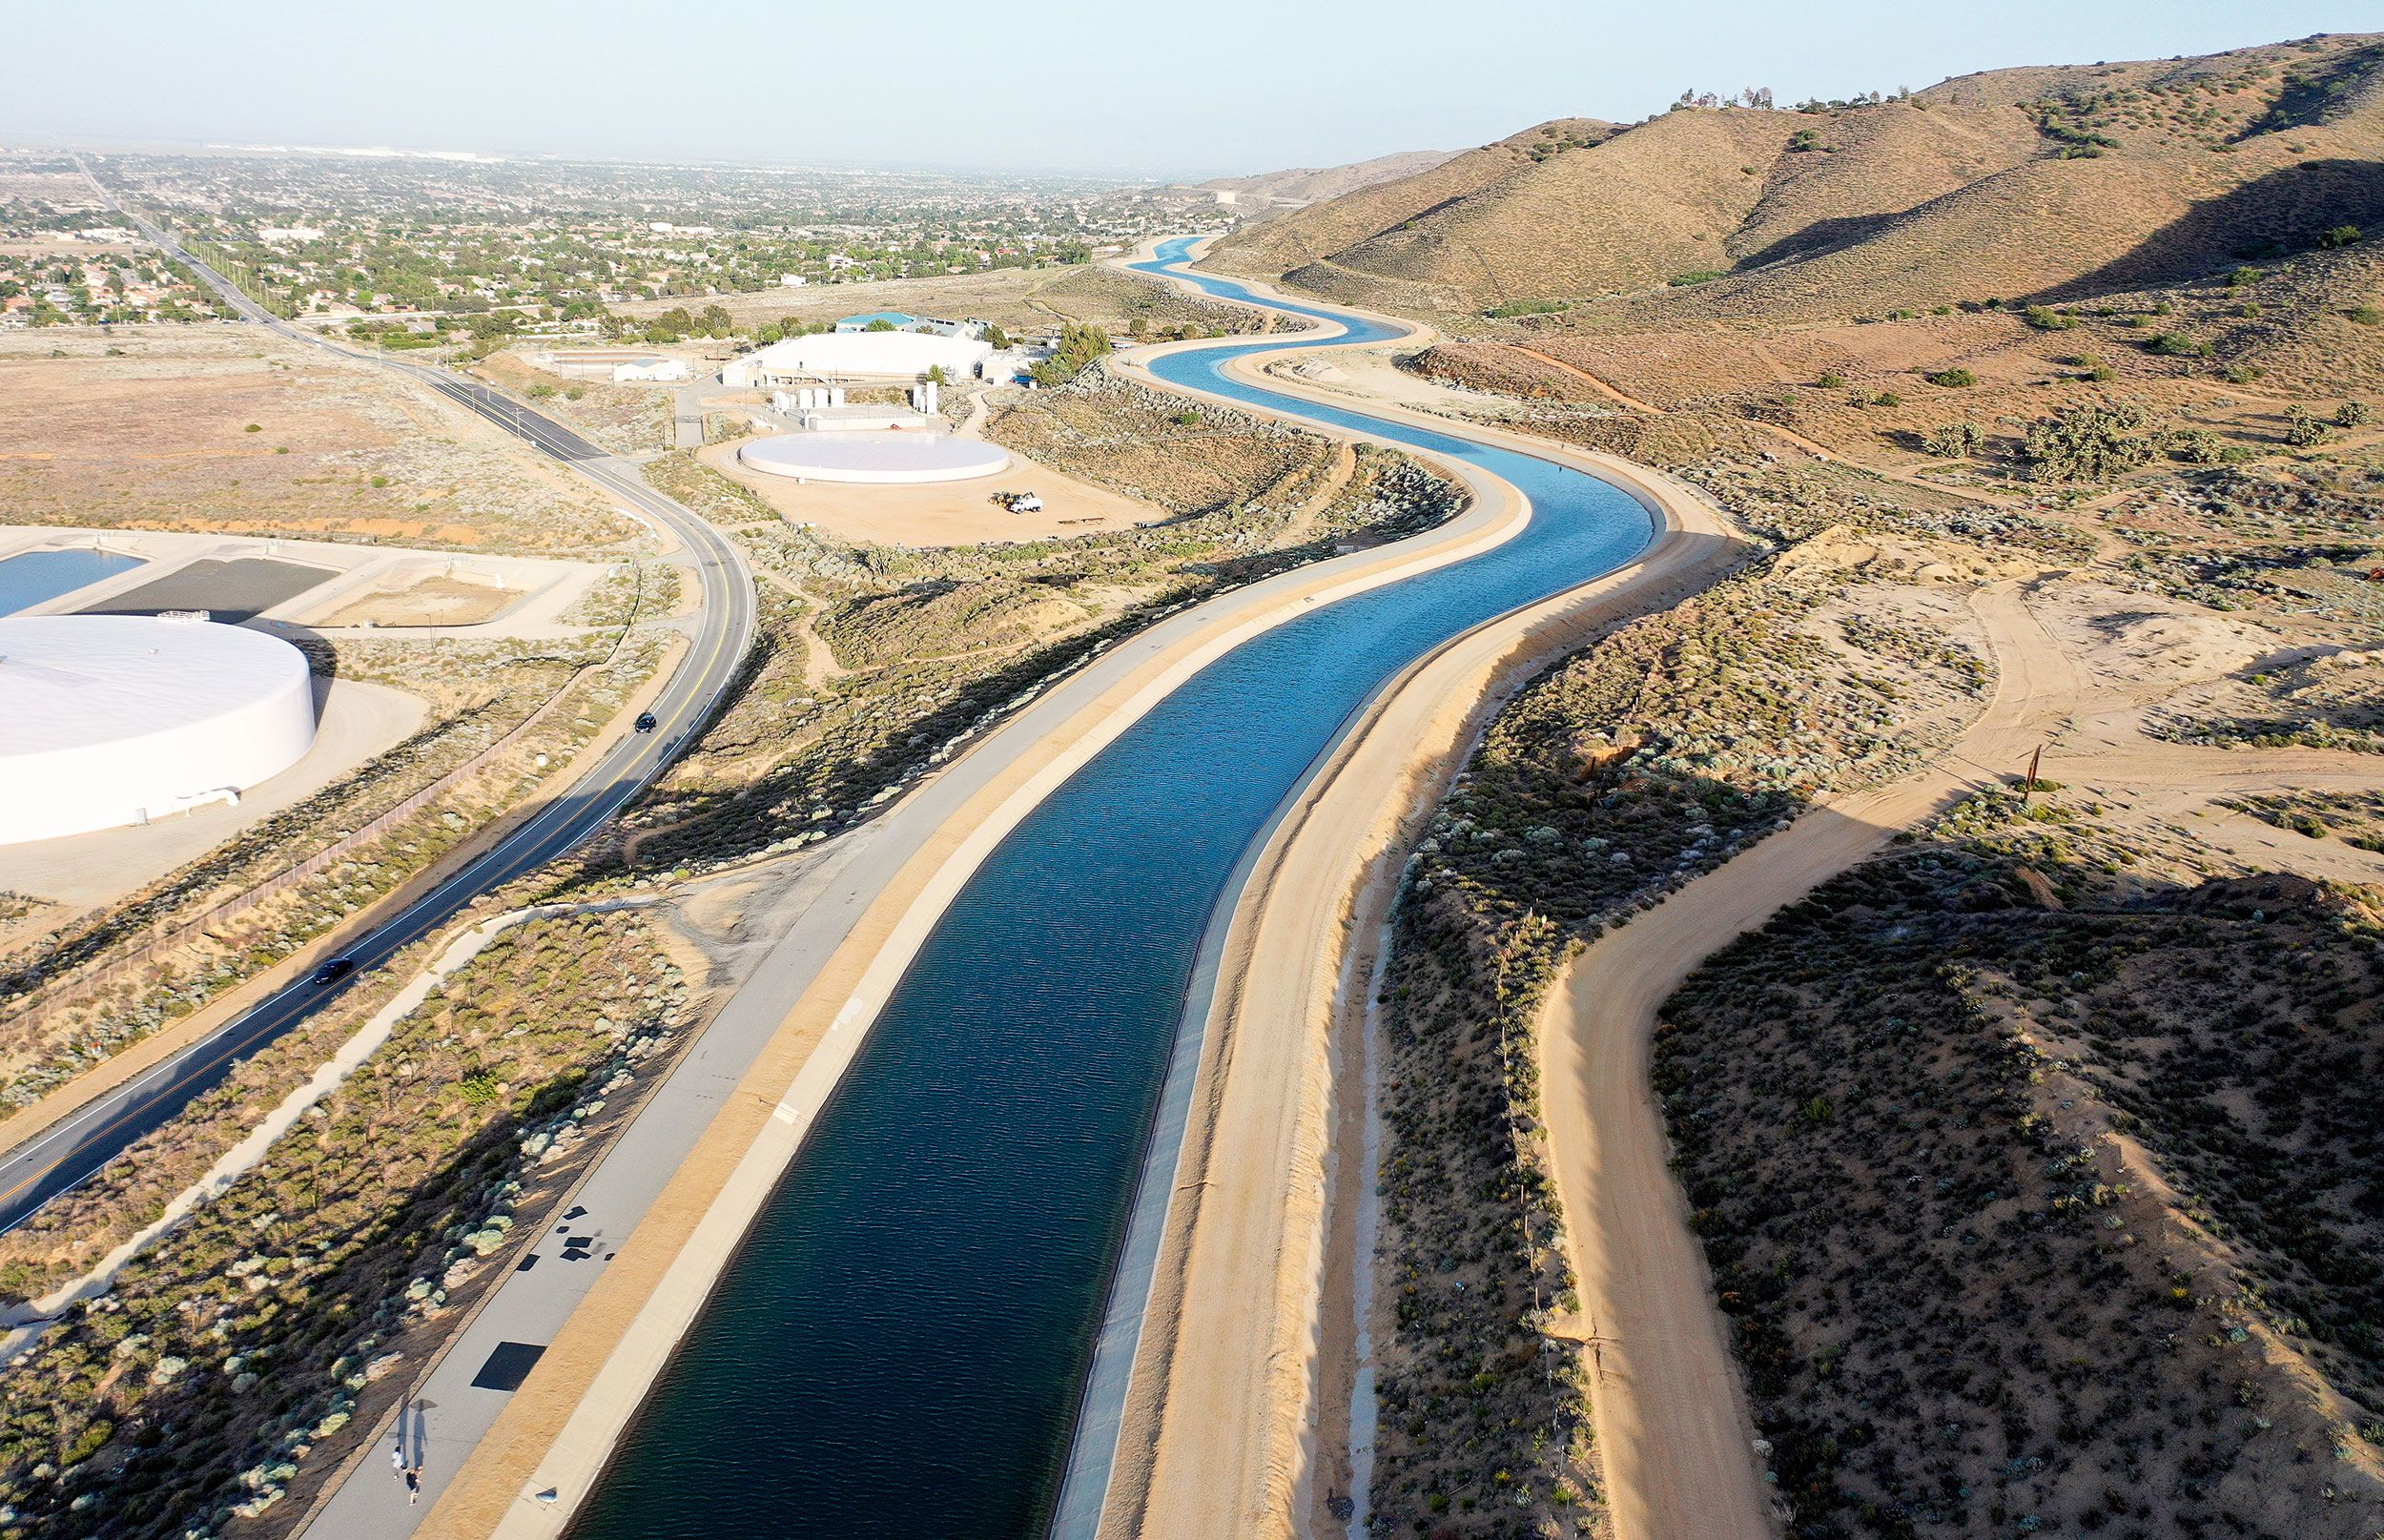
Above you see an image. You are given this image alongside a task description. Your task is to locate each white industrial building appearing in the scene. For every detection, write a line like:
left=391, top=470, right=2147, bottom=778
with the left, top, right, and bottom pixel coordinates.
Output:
left=611, top=357, right=691, bottom=383
left=721, top=331, right=996, bottom=388
left=0, top=615, right=318, bottom=844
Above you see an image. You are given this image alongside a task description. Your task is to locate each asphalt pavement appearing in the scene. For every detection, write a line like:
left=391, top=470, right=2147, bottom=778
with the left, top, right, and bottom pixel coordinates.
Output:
left=0, top=186, right=756, bottom=1242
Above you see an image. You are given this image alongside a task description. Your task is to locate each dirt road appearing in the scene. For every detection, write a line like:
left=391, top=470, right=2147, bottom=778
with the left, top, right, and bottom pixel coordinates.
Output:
left=1537, top=576, right=2381, bottom=1540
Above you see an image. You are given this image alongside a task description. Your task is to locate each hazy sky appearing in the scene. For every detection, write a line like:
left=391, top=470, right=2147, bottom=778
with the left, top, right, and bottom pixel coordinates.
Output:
left=8, top=1, right=2374, bottom=178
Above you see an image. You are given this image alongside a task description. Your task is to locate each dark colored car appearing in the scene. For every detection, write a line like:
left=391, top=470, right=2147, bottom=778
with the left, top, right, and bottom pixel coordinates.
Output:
left=310, top=958, right=356, bottom=987
left=635, top=712, right=658, bottom=733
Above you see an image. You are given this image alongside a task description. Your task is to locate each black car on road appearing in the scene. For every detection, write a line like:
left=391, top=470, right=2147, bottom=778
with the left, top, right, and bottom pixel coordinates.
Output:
left=635, top=712, right=658, bottom=733
left=310, top=958, right=356, bottom=986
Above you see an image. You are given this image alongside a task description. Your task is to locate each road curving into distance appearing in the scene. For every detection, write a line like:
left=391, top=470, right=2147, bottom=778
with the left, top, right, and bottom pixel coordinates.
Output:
left=0, top=177, right=756, bottom=1243
left=446, top=236, right=1746, bottom=1540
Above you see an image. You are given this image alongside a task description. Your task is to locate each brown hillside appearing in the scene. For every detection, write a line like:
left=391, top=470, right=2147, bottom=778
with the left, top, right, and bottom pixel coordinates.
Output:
left=1198, top=118, right=1612, bottom=278
left=1193, top=151, right=1459, bottom=208
left=1311, top=108, right=1798, bottom=304
left=1221, top=33, right=2384, bottom=327
left=2229, top=241, right=2384, bottom=392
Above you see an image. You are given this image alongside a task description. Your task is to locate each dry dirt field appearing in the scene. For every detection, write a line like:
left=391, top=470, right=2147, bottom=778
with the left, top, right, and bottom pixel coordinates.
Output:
left=0, top=328, right=643, bottom=554
left=693, top=436, right=1152, bottom=546
left=317, top=573, right=518, bottom=626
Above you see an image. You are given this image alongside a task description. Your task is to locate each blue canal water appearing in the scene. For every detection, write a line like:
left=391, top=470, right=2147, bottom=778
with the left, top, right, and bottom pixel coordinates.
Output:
left=0, top=548, right=144, bottom=615
left=567, top=239, right=1654, bottom=1538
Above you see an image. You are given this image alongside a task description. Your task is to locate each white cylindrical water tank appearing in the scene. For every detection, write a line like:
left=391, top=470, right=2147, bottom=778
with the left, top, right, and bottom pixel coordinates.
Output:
left=0, top=615, right=319, bottom=844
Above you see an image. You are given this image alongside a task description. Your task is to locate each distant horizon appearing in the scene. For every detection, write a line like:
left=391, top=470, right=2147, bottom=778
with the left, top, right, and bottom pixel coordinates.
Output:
left=5, top=3, right=2378, bottom=180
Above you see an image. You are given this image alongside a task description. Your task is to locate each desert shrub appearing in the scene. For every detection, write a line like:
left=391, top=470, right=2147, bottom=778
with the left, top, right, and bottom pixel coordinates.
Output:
left=1924, top=421, right=1985, bottom=458
left=1487, top=298, right=1571, bottom=318
left=1815, top=371, right=1845, bottom=389
left=2319, top=224, right=2364, bottom=249
left=2023, top=400, right=2157, bottom=481
left=1924, top=367, right=1978, bottom=388
left=1872, top=391, right=1902, bottom=407
left=2286, top=407, right=2332, bottom=448
left=2022, top=305, right=2076, bottom=331
left=2350, top=305, right=2383, bottom=326
left=1670, top=270, right=1727, bottom=287
left=2146, top=331, right=2209, bottom=358
left=2338, top=400, right=2372, bottom=428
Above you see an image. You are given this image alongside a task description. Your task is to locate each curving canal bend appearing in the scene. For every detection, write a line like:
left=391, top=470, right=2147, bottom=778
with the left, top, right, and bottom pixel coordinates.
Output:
left=567, top=238, right=1654, bottom=1537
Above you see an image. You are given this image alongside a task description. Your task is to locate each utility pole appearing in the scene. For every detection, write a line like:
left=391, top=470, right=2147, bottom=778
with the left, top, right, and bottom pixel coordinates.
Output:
left=2022, top=745, right=2043, bottom=804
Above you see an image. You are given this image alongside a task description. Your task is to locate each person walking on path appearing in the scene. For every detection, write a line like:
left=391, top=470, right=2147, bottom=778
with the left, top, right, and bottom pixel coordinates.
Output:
left=406, top=1468, right=421, bottom=1506
left=391, top=1441, right=405, bottom=1479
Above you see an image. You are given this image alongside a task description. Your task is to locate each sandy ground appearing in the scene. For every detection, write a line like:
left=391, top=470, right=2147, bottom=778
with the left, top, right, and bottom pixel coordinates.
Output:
left=694, top=434, right=1153, bottom=546
left=316, top=574, right=517, bottom=627
left=1535, top=577, right=2384, bottom=1540
left=0, top=674, right=425, bottom=914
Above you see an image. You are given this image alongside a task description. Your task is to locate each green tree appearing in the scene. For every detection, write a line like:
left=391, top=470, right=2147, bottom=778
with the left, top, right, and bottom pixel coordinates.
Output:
left=983, top=322, right=1011, bottom=350
left=1031, top=321, right=1114, bottom=387
left=2285, top=406, right=2331, bottom=448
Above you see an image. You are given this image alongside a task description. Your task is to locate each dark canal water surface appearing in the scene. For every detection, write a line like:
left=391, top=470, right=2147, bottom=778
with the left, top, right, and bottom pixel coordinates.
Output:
left=568, top=239, right=1654, bottom=1538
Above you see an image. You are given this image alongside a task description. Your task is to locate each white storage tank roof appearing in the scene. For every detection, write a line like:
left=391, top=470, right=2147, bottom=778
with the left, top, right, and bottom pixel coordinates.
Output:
left=0, top=614, right=319, bottom=844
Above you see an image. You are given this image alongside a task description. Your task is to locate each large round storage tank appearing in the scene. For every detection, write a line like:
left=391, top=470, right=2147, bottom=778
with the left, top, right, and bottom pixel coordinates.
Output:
left=0, top=614, right=319, bottom=844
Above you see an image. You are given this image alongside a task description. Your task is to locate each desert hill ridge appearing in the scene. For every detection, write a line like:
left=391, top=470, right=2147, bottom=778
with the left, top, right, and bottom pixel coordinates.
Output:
left=1203, top=33, right=2384, bottom=327
left=1190, top=150, right=1460, bottom=214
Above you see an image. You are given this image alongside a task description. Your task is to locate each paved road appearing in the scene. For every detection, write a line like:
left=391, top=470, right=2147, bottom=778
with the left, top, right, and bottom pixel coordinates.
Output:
left=0, top=181, right=756, bottom=1239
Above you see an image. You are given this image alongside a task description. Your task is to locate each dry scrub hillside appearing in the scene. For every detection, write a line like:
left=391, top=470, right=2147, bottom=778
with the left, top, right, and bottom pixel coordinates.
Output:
left=1367, top=529, right=2007, bottom=1536
left=1406, top=240, right=2384, bottom=507
left=1200, top=119, right=1613, bottom=280
left=1658, top=797, right=2384, bottom=1538
left=1194, top=150, right=1461, bottom=210
left=0, top=907, right=701, bottom=1540
left=1210, top=34, right=2384, bottom=328
left=1348, top=297, right=2384, bottom=1530
left=0, top=329, right=639, bottom=553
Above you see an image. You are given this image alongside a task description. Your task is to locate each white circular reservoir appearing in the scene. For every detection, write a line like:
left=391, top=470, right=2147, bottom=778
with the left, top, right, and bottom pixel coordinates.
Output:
left=0, top=614, right=319, bottom=844
left=739, top=431, right=1011, bottom=485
